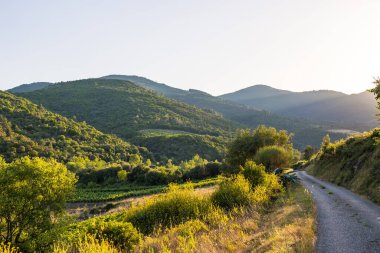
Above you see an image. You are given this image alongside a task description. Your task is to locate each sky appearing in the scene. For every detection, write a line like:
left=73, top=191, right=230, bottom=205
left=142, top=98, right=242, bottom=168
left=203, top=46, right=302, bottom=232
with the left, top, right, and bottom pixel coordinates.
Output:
left=0, top=0, right=379, bottom=95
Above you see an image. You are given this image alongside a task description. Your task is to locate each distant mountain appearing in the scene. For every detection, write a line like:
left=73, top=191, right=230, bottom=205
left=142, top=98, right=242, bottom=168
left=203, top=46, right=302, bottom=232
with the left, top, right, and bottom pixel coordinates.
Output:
left=17, top=79, right=235, bottom=162
left=220, top=85, right=377, bottom=131
left=8, top=82, right=52, bottom=93
left=101, top=75, right=185, bottom=97
left=220, top=84, right=292, bottom=101
left=0, top=91, right=142, bottom=163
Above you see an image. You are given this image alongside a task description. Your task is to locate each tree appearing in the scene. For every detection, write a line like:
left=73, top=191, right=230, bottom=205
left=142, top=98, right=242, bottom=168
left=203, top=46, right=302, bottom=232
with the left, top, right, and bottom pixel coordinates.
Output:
left=226, top=125, right=293, bottom=167
left=242, top=161, right=266, bottom=188
left=254, top=145, right=293, bottom=170
left=303, top=145, right=316, bottom=160
left=129, top=154, right=142, bottom=168
left=370, top=78, right=380, bottom=119
left=117, top=170, right=128, bottom=182
left=321, top=134, right=331, bottom=150
left=0, top=157, right=77, bottom=250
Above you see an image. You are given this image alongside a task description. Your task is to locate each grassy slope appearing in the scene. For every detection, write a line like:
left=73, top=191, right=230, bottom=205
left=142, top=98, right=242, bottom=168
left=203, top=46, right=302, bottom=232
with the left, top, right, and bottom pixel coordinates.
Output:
left=19, top=79, right=236, bottom=162
left=308, top=129, right=380, bottom=204
left=0, top=91, right=142, bottom=163
left=138, top=184, right=315, bottom=252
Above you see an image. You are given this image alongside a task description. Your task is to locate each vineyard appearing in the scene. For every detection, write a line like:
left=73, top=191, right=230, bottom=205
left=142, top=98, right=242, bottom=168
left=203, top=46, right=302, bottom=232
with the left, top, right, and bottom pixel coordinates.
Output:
left=70, top=177, right=222, bottom=202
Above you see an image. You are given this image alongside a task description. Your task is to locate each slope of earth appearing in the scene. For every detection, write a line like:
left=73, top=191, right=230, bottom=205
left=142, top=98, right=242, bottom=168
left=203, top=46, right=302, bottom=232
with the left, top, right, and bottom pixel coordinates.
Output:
left=18, top=79, right=236, bottom=162
left=0, top=91, right=143, bottom=163
left=131, top=129, right=228, bottom=162
left=101, top=75, right=346, bottom=149
left=8, top=81, right=52, bottom=93
left=307, top=129, right=380, bottom=204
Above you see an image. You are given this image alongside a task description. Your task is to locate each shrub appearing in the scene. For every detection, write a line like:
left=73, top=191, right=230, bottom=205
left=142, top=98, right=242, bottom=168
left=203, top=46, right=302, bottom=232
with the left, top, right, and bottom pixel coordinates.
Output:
left=53, top=234, right=120, bottom=253
left=211, top=175, right=253, bottom=210
left=262, top=173, right=284, bottom=197
left=254, top=145, right=293, bottom=170
left=242, top=161, right=266, bottom=188
left=121, top=184, right=214, bottom=234
left=117, top=170, right=127, bottom=182
left=226, top=126, right=292, bottom=166
left=0, top=243, right=19, bottom=253
left=61, top=219, right=141, bottom=251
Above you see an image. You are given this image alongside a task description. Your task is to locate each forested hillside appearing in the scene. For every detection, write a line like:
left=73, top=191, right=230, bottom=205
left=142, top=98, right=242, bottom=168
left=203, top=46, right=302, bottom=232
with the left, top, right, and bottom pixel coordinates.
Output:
left=18, top=79, right=236, bottom=162
left=101, top=75, right=345, bottom=148
left=0, top=91, right=143, bottom=162
left=8, top=82, right=52, bottom=93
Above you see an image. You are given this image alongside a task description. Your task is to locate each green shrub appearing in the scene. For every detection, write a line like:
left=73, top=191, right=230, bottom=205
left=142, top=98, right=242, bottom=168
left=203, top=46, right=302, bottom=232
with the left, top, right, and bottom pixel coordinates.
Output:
left=211, top=175, right=253, bottom=210
left=62, top=219, right=141, bottom=251
left=226, top=126, right=292, bottom=166
left=262, top=173, right=284, bottom=197
left=121, top=184, right=214, bottom=234
left=254, top=145, right=293, bottom=170
left=53, top=234, right=120, bottom=253
left=242, top=161, right=266, bottom=188
left=0, top=243, right=20, bottom=253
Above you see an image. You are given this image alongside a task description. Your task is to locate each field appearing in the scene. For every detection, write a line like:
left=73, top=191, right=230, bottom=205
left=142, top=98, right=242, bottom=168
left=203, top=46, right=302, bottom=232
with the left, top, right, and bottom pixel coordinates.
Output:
left=70, top=177, right=222, bottom=202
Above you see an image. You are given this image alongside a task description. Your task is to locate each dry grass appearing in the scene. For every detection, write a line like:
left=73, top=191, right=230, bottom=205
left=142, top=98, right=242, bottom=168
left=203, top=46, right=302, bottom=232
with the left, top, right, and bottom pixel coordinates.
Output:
left=248, top=184, right=316, bottom=253
left=137, top=184, right=316, bottom=253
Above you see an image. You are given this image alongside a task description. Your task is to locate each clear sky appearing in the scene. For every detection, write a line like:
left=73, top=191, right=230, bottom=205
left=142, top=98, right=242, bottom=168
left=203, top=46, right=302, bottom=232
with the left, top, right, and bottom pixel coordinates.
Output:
left=1, top=0, right=379, bottom=95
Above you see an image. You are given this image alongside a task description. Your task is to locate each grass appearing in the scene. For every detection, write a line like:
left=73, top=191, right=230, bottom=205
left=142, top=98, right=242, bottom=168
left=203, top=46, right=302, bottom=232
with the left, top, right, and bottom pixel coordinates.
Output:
left=249, top=184, right=316, bottom=253
left=137, top=184, right=316, bottom=253
left=308, top=129, right=380, bottom=204
left=60, top=174, right=315, bottom=252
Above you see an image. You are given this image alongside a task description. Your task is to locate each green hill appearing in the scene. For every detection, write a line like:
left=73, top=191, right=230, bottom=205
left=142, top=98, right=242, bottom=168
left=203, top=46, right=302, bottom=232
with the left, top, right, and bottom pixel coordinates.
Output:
left=0, top=91, right=143, bottom=163
left=307, top=129, right=380, bottom=204
left=8, top=82, right=52, bottom=93
left=18, top=79, right=236, bottom=162
left=131, top=129, right=228, bottom=162
left=101, top=75, right=347, bottom=148
left=10, top=76, right=349, bottom=150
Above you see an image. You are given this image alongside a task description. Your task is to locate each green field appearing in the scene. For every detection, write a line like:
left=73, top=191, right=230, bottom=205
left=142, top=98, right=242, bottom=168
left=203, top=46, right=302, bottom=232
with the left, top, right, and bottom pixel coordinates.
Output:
left=70, top=177, right=222, bottom=202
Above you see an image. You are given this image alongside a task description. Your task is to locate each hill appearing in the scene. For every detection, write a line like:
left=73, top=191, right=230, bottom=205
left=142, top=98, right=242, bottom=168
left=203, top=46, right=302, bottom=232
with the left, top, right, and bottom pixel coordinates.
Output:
left=130, top=129, right=228, bottom=162
left=0, top=91, right=143, bottom=163
left=7, top=82, right=52, bottom=93
left=17, top=79, right=236, bottom=162
left=101, top=75, right=347, bottom=148
left=220, top=85, right=377, bottom=131
left=307, top=129, right=380, bottom=204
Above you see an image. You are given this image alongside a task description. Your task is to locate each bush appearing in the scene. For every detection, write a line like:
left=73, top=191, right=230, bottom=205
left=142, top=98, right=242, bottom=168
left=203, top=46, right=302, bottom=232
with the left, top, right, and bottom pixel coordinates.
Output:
left=226, top=126, right=292, bottom=166
left=121, top=184, right=214, bottom=234
left=262, top=173, right=284, bottom=197
left=211, top=175, right=253, bottom=210
left=53, top=234, right=120, bottom=253
left=242, top=161, right=267, bottom=189
left=61, top=219, right=141, bottom=251
left=254, top=145, right=293, bottom=170
left=0, top=243, right=20, bottom=253
left=117, top=170, right=127, bottom=182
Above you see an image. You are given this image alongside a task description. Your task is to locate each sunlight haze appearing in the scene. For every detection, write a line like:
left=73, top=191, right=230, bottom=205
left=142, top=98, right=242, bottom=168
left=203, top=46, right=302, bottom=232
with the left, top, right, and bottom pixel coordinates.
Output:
left=1, top=0, right=379, bottom=95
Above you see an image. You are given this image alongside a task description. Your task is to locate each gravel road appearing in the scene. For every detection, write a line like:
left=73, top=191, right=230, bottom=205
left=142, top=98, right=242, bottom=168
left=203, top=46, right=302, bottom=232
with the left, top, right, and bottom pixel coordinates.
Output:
left=297, top=171, right=380, bottom=253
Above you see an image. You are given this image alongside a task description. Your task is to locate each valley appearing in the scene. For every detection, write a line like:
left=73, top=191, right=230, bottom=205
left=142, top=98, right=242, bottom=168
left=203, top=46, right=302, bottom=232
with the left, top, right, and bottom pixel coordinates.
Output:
left=1, top=77, right=380, bottom=253
left=2, top=2, right=380, bottom=252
